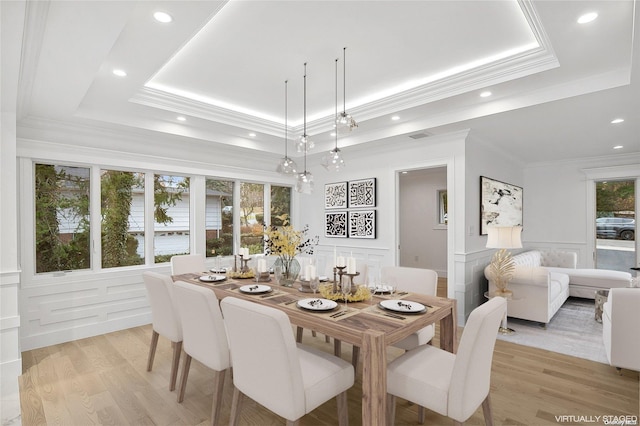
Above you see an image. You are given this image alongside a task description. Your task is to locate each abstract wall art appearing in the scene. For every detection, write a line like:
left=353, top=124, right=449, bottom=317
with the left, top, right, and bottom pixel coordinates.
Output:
left=348, top=178, right=376, bottom=208
left=325, top=211, right=348, bottom=238
left=480, top=176, right=523, bottom=235
left=348, top=210, right=376, bottom=239
left=324, top=182, right=348, bottom=209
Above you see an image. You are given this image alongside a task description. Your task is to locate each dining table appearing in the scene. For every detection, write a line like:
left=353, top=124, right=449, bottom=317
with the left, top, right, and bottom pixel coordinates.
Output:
left=172, top=272, right=458, bottom=426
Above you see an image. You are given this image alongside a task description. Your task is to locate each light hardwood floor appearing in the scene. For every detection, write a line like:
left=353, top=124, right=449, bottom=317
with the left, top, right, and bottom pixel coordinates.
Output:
left=19, top=280, right=639, bottom=425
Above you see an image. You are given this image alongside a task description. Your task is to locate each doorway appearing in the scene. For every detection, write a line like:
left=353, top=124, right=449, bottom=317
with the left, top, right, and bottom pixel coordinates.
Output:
left=398, top=167, right=448, bottom=295
left=595, top=179, right=636, bottom=272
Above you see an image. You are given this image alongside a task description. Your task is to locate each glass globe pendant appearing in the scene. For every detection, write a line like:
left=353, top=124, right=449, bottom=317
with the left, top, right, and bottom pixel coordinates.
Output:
left=276, top=80, right=298, bottom=175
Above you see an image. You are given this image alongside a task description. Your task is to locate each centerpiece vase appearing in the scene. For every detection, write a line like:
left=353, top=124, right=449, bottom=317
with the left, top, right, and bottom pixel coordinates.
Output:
left=275, top=257, right=300, bottom=287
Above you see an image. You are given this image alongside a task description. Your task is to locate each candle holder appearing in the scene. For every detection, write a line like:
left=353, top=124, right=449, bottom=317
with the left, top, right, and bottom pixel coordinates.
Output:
left=255, top=271, right=271, bottom=282
left=333, top=266, right=346, bottom=293
left=343, top=272, right=360, bottom=294
left=239, top=255, right=251, bottom=273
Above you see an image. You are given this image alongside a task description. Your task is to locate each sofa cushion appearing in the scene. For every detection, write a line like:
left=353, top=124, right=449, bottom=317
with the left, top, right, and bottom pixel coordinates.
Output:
left=540, top=250, right=577, bottom=269
left=546, top=267, right=632, bottom=289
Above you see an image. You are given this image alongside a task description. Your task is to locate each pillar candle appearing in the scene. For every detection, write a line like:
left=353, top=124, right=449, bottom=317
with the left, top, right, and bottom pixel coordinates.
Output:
left=333, top=246, right=337, bottom=267
left=336, top=256, right=345, bottom=268
left=347, top=257, right=356, bottom=274
left=258, top=259, right=267, bottom=273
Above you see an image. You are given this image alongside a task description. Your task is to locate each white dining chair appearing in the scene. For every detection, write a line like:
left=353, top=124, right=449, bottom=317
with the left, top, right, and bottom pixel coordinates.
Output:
left=386, top=297, right=506, bottom=425
left=381, top=266, right=438, bottom=351
left=142, top=271, right=183, bottom=392
left=220, top=296, right=355, bottom=426
left=172, top=281, right=231, bottom=425
left=170, top=253, right=206, bottom=275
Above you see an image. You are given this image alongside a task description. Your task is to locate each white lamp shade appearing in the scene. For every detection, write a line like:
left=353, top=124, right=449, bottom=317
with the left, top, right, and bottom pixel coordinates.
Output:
left=486, top=226, right=523, bottom=249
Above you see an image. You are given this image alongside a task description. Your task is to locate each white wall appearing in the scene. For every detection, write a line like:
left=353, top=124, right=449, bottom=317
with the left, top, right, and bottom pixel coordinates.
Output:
left=299, top=130, right=471, bottom=324
left=523, top=153, right=640, bottom=267
left=398, top=167, right=448, bottom=276
left=1, top=1, right=25, bottom=423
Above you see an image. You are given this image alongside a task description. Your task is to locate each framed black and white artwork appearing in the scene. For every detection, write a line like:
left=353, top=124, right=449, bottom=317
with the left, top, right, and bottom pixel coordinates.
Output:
left=324, top=182, right=348, bottom=209
left=348, top=210, right=376, bottom=239
left=325, top=211, right=348, bottom=238
left=480, top=176, right=523, bottom=235
left=348, top=178, right=376, bottom=208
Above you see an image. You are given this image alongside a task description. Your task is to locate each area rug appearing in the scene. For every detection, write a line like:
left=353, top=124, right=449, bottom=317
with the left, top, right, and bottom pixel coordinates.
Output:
left=496, top=297, right=608, bottom=364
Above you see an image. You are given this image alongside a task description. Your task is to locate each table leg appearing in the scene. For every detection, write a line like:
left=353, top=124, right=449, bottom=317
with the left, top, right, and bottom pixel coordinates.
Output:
left=361, top=329, right=386, bottom=426
left=439, top=301, right=458, bottom=354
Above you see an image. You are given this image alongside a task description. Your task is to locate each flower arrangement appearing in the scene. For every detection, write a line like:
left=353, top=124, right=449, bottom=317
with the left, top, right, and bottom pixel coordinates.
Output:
left=264, top=222, right=318, bottom=262
left=264, top=220, right=318, bottom=286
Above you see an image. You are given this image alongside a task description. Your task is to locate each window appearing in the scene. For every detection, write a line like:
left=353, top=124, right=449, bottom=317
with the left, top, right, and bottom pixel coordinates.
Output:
left=438, top=189, right=448, bottom=225
left=240, top=182, right=264, bottom=254
left=205, top=178, right=234, bottom=257
left=35, top=163, right=91, bottom=273
left=153, top=174, right=190, bottom=263
left=101, top=170, right=145, bottom=268
left=271, top=185, right=292, bottom=226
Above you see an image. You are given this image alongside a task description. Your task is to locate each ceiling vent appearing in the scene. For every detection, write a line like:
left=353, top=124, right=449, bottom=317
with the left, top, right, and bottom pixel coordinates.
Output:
left=408, top=132, right=432, bottom=139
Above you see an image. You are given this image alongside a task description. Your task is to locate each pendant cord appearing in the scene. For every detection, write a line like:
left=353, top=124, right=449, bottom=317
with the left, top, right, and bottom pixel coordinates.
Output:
left=335, top=58, right=339, bottom=150
left=284, top=80, right=288, bottom=158
left=342, top=47, right=347, bottom=114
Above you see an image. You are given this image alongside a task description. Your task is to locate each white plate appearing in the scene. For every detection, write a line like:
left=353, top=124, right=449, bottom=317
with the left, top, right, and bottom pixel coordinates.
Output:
left=209, top=268, right=227, bottom=273
left=239, top=284, right=272, bottom=294
left=199, top=275, right=226, bottom=283
left=374, top=285, right=393, bottom=294
left=319, top=276, right=329, bottom=282
left=379, top=299, right=426, bottom=314
left=296, top=298, right=338, bottom=311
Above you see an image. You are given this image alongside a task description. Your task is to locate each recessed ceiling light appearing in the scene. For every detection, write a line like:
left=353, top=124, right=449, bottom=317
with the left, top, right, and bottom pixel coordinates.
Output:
left=610, top=118, right=624, bottom=124
left=480, top=91, right=492, bottom=98
left=176, top=116, right=186, bottom=122
left=112, top=69, right=127, bottom=77
left=391, top=115, right=400, bottom=121
left=154, top=11, right=172, bottom=23
left=577, top=12, right=598, bottom=24
left=402, top=171, right=409, bottom=174
left=249, top=133, right=256, bottom=137
left=330, top=132, right=337, bottom=137
left=613, top=145, right=623, bottom=150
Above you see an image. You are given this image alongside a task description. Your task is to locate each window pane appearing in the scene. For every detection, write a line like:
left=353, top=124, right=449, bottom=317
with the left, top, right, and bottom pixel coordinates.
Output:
left=101, top=170, right=145, bottom=268
left=240, top=182, right=264, bottom=254
left=206, top=179, right=234, bottom=257
left=154, top=174, right=190, bottom=263
left=271, top=185, right=291, bottom=226
left=35, top=164, right=90, bottom=273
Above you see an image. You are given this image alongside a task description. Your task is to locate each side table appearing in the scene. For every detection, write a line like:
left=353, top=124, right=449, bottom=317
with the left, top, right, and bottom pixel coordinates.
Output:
left=484, top=291, right=515, bottom=335
left=594, top=289, right=609, bottom=323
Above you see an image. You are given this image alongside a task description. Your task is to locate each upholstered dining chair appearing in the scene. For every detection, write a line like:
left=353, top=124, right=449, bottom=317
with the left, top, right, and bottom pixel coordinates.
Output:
left=142, top=271, right=183, bottom=392
left=220, top=296, right=355, bottom=426
left=381, top=266, right=439, bottom=351
left=170, top=253, right=206, bottom=275
left=172, top=281, right=231, bottom=425
left=386, top=297, right=506, bottom=426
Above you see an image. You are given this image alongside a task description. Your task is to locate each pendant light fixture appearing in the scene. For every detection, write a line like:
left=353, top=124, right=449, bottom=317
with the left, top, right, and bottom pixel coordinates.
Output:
left=276, top=80, right=298, bottom=175
left=296, top=62, right=314, bottom=153
left=336, top=47, right=357, bottom=133
left=322, top=58, right=346, bottom=171
left=295, top=63, right=314, bottom=194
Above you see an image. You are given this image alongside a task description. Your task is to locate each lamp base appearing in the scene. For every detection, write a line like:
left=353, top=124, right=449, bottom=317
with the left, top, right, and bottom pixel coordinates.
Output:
left=493, top=289, right=513, bottom=298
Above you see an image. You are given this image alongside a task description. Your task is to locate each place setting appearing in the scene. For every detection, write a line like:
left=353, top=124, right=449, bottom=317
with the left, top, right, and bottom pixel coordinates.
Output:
left=363, top=298, right=430, bottom=322
left=234, top=283, right=285, bottom=299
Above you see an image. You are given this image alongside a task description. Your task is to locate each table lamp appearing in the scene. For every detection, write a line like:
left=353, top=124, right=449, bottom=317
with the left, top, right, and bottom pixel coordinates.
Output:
left=486, top=225, right=523, bottom=297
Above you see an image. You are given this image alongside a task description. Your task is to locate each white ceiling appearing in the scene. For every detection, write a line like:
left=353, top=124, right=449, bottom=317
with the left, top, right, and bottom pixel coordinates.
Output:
left=16, top=0, right=640, bottom=165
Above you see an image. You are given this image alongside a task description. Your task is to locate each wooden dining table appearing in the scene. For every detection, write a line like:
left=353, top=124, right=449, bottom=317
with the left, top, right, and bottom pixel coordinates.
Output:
left=172, top=272, right=458, bottom=426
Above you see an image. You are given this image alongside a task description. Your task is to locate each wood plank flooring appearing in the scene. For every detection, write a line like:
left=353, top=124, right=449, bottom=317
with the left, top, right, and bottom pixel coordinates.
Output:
left=19, top=279, right=638, bottom=425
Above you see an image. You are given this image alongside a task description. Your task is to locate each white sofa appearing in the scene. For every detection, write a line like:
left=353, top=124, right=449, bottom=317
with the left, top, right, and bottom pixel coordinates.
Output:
left=603, top=288, right=640, bottom=372
left=484, top=250, right=632, bottom=325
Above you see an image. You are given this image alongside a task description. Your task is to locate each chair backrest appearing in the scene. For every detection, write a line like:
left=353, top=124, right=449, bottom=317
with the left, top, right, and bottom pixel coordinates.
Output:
left=142, top=272, right=182, bottom=342
left=172, top=281, right=230, bottom=372
left=448, top=297, right=506, bottom=421
left=220, top=297, right=306, bottom=421
left=381, top=266, right=438, bottom=296
left=170, top=253, right=206, bottom=275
